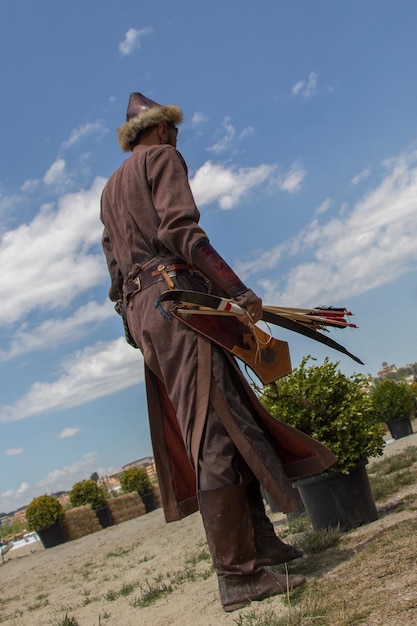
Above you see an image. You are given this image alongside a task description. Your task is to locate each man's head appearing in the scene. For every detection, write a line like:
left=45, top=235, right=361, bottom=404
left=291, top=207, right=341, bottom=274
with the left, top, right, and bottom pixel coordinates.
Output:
left=117, top=92, right=182, bottom=152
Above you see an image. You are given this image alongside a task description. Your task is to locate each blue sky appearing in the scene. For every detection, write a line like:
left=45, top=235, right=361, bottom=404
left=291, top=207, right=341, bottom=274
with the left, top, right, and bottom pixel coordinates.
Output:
left=1, top=1, right=417, bottom=514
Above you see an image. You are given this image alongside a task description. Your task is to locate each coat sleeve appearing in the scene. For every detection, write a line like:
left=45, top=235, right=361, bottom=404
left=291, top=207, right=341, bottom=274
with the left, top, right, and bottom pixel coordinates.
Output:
left=102, top=227, right=123, bottom=302
left=146, top=146, right=208, bottom=262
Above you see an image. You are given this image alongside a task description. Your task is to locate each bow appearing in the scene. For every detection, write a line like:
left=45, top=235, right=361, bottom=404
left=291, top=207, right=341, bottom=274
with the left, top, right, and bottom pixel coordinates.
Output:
left=159, top=289, right=364, bottom=365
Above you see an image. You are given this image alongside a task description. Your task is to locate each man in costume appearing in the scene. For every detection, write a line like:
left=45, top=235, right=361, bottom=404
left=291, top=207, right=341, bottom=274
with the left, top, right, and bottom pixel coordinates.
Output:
left=100, top=92, right=336, bottom=612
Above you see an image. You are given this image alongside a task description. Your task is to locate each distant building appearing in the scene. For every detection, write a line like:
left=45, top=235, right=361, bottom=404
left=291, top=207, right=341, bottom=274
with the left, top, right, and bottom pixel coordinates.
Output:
left=122, top=456, right=157, bottom=484
left=101, top=457, right=158, bottom=495
left=7, top=506, right=27, bottom=526
left=377, top=364, right=397, bottom=379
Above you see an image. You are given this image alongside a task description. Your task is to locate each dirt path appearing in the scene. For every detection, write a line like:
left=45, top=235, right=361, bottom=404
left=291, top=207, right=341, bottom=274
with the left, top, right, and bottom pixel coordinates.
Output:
left=1, top=431, right=416, bottom=626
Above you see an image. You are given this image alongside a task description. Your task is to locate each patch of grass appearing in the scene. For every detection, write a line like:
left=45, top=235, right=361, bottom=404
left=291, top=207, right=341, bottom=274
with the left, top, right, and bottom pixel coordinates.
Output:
left=233, top=594, right=325, bottom=626
left=138, top=554, right=154, bottom=564
left=119, top=581, right=137, bottom=597
left=369, top=467, right=417, bottom=501
left=168, top=568, right=198, bottom=585
left=53, top=615, right=80, bottom=626
left=276, top=518, right=417, bottom=626
left=131, top=580, right=173, bottom=608
left=26, top=593, right=50, bottom=611
left=124, top=550, right=215, bottom=610
left=294, top=527, right=342, bottom=555
left=285, top=513, right=311, bottom=535
left=103, top=589, right=117, bottom=602
left=80, top=588, right=100, bottom=606
left=233, top=607, right=286, bottom=625
left=368, top=445, right=417, bottom=475
left=105, top=546, right=131, bottom=558
left=0, top=594, right=20, bottom=605
left=103, top=579, right=141, bottom=601
left=184, top=545, right=210, bottom=566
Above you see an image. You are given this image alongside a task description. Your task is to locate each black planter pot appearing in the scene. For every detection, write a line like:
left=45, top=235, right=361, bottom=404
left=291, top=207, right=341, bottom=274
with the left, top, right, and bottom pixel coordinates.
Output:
left=141, top=491, right=156, bottom=513
left=95, top=505, right=113, bottom=528
left=293, top=462, right=377, bottom=531
left=386, top=416, right=413, bottom=440
left=263, top=486, right=305, bottom=517
left=36, top=521, right=66, bottom=549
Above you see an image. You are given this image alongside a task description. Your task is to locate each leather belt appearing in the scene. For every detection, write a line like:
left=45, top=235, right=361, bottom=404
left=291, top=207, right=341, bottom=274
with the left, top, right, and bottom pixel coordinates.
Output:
left=125, top=262, right=195, bottom=301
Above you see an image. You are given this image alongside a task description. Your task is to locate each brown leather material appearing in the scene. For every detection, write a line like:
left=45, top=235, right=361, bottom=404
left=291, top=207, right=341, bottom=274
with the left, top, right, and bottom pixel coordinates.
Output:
left=199, top=485, right=258, bottom=578
left=171, top=309, right=292, bottom=384
left=191, top=240, right=247, bottom=298
left=220, top=570, right=306, bottom=612
left=198, top=485, right=305, bottom=611
left=246, top=481, right=303, bottom=566
left=124, top=262, right=195, bottom=300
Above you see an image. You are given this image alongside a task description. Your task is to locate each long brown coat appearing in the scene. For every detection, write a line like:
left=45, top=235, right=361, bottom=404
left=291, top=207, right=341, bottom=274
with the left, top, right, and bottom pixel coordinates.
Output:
left=101, top=145, right=336, bottom=522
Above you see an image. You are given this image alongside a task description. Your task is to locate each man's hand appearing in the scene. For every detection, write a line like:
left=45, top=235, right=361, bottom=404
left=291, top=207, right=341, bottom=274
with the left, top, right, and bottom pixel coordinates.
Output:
left=233, top=289, right=263, bottom=323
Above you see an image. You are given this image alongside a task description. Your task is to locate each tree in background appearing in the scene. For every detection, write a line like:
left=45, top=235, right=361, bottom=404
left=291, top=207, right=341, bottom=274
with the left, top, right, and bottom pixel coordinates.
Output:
left=119, top=467, right=152, bottom=496
left=69, top=480, right=107, bottom=510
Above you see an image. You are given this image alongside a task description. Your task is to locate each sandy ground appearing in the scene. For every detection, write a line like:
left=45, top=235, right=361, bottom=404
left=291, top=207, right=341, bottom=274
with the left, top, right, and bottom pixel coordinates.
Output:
left=1, top=431, right=417, bottom=626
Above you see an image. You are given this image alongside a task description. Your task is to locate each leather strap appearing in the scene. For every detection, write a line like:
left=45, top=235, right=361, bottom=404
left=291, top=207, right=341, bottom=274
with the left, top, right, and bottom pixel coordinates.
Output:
left=125, top=263, right=195, bottom=300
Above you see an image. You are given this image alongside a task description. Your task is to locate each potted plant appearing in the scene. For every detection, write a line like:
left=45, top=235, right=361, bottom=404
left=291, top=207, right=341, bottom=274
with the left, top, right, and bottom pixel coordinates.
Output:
left=25, top=495, right=66, bottom=548
left=69, top=480, right=113, bottom=528
left=257, top=356, right=385, bottom=530
left=371, top=378, right=414, bottom=439
left=119, top=467, right=156, bottom=512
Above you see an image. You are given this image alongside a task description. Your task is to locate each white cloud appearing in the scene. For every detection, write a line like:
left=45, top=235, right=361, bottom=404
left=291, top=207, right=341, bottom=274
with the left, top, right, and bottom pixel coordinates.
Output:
left=276, top=162, right=307, bottom=193
left=21, top=178, right=40, bottom=193
left=0, top=176, right=107, bottom=325
left=207, top=117, right=254, bottom=154
left=0, top=338, right=143, bottom=423
left=316, top=198, right=333, bottom=215
left=0, top=482, right=30, bottom=511
left=56, top=426, right=80, bottom=440
left=351, top=168, right=371, bottom=185
left=119, top=26, right=153, bottom=56
left=61, top=122, right=108, bottom=150
left=6, top=448, right=23, bottom=456
left=190, top=161, right=275, bottom=209
left=1, top=300, right=114, bottom=360
left=43, top=158, right=67, bottom=186
left=35, top=452, right=98, bottom=493
left=292, top=72, right=319, bottom=98
left=0, top=454, right=99, bottom=512
left=238, top=149, right=417, bottom=306
left=191, top=112, right=209, bottom=128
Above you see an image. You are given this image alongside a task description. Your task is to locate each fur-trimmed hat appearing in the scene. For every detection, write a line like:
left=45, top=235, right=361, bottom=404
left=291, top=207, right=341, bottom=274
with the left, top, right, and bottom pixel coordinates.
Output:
left=117, top=92, right=183, bottom=152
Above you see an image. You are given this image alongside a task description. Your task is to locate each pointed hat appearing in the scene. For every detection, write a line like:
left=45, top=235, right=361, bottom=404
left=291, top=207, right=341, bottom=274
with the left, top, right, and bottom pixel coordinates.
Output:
left=117, top=92, right=183, bottom=152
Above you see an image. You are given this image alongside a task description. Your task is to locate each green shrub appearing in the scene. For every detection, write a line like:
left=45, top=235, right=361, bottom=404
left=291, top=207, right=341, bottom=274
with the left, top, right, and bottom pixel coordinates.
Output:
left=119, top=467, right=152, bottom=495
left=26, top=495, right=65, bottom=531
left=69, top=479, right=107, bottom=510
left=257, top=356, right=385, bottom=474
left=371, top=379, right=414, bottom=422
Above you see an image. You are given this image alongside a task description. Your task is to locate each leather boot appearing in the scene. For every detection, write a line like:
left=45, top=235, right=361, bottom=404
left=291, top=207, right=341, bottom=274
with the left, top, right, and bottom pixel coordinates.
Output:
left=199, top=484, right=306, bottom=612
left=246, top=481, right=303, bottom=566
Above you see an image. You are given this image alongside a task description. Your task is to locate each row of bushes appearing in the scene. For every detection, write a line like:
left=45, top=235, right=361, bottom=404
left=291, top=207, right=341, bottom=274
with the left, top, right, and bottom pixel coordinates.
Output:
left=26, top=466, right=154, bottom=532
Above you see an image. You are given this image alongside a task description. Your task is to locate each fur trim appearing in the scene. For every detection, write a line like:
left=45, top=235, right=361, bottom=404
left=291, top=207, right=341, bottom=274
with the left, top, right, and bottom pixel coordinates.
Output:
left=117, top=105, right=183, bottom=152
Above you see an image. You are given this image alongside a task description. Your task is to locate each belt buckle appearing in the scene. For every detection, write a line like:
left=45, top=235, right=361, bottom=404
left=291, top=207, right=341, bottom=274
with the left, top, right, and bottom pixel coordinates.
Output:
left=134, top=276, right=141, bottom=291
left=157, top=264, right=175, bottom=289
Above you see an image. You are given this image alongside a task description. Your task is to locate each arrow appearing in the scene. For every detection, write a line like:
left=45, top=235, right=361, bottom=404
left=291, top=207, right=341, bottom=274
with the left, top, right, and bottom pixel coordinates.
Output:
left=159, top=290, right=364, bottom=365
